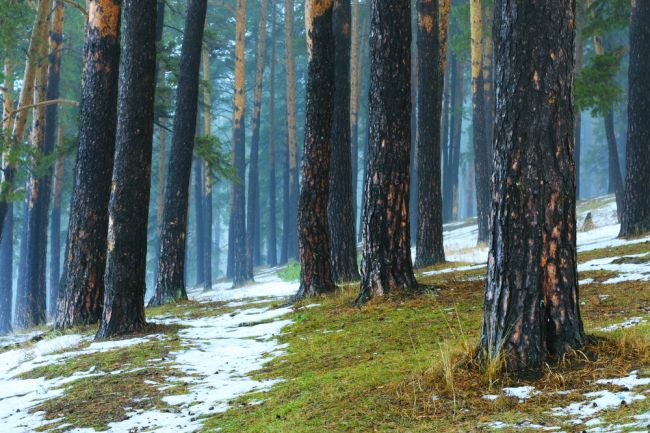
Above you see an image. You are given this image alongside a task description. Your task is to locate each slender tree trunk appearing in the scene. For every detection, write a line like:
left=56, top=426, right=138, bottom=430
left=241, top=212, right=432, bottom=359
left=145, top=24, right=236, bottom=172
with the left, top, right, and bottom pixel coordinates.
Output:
left=620, top=0, right=650, bottom=237
left=0, top=0, right=49, bottom=242
left=470, top=0, right=489, bottom=245
left=284, top=0, right=299, bottom=262
left=15, top=8, right=51, bottom=329
left=328, top=0, right=359, bottom=283
left=229, top=0, right=249, bottom=287
left=247, top=0, right=268, bottom=277
left=604, top=111, right=623, bottom=219
left=357, top=0, right=417, bottom=303
left=202, top=45, right=213, bottom=290
left=355, top=15, right=369, bottom=243
left=49, top=135, right=65, bottom=317
left=409, top=0, right=418, bottom=246
left=281, top=138, right=290, bottom=265
left=482, top=3, right=494, bottom=164
left=151, top=0, right=207, bottom=305
left=449, top=57, right=464, bottom=221
left=350, top=0, right=360, bottom=228
left=415, top=0, right=445, bottom=268
left=574, top=0, right=584, bottom=200
left=154, top=0, right=166, bottom=280
left=193, top=153, right=205, bottom=285
left=0, top=204, right=12, bottom=333
left=97, top=0, right=157, bottom=339
left=441, top=63, right=451, bottom=221
left=480, top=0, right=585, bottom=374
left=267, top=0, right=278, bottom=267
left=56, top=0, right=122, bottom=328
left=295, top=0, right=336, bottom=299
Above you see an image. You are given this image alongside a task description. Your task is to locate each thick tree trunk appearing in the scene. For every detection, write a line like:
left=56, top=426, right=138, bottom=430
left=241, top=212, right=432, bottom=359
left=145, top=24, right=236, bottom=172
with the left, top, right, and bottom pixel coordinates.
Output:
left=620, top=0, right=650, bottom=237
left=415, top=0, right=445, bottom=268
left=0, top=205, right=12, bottom=333
left=295, top=0, right=337, bottom=299
left=328, top=0, right=359, bottom=283
left=193, top=154, right=205, bottom=285
left=229, top=0, right=249, bottom=287
left=98, top=0, right=157, bottom=339
left=267, top=0, right=278, bottom=267
left=357, top=0, right=417, bottom=303
left=202, top=46, right=213, bottom=290
left=49, top=140, right=65, bottom=317
left=247, top=0, right=268, bottom=276
left=604, top=111, right=623, bottom=219
left=479, top=0, right=586, bottom=374
left=470, top=0, right=490, bottom=245
left=284, top=0, right=299, bottom=262
left=56, top=0, right=121, bottom=328
left=15, top=13, right=50, bottom=329
left=151, top=0, right=207, bottom=305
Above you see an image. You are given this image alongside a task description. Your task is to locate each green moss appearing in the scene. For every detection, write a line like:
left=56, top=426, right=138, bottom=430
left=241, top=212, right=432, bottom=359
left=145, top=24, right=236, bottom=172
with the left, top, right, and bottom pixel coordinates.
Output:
left=278, top=261, right=301, bottom=282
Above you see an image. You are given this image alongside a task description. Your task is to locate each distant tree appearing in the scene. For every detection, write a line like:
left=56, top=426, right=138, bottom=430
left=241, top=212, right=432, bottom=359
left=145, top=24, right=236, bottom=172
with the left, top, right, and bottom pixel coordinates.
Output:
left=470, top=0, right=490, bottom=245
left=97, top=0, right=157, bottom=338
left=357, top=0, right=417, bottom=303
left=151, top=0, right=208, bottom=305
left=620, top=0, right=650, bottom=237
left=295, top=0, right=336, bottom=299
left=201, top=45, right=213, bottom=290
left=479, top=0, right=586, bottom=373
left=247, top=0, right=268, bottom=276
left=415, top=0, right=445, bottom=268
left=267, top=0, right=278, bottom=267
left=49, top=147, right=65, bottom=317
left=56, top=0, right=122, bottom=329
left=328, top=0, right=359, bottom=283
left=229, top=0, right=250, bottom=286
left=442, top=55, right=464, bottom=222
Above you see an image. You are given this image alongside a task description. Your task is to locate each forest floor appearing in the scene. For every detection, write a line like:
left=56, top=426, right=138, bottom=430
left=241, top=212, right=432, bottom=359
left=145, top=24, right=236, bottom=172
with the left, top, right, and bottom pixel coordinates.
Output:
left=1, top=194, right=649, bottom=432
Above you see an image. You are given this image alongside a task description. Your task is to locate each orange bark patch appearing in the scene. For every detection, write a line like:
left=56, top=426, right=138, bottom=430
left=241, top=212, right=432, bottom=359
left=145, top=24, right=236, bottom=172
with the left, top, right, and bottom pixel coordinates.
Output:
left=418, top=14, right=434, bottom=34
left=88, top=0, right=121, bottom=39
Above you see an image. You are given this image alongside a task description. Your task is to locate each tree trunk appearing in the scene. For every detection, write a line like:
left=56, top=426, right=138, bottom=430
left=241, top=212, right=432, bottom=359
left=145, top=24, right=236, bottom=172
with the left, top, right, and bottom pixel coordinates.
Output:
left=0, top=0, right=49, bottom=242
left=355, top=15, right=369, bottom=243
left=284, top=0, right=299, bottom=262
left=470, top=0, right=489, bottom=245
left=350, top=0, right=360, bottom=228
left=604, top=111, right=623, bottom=219
left=97, top=0, right=157, bottom=339
left=154, top=0, right=166, bottom=281
left=574, top=0, right=584, bottom=200
left=295, top=0, right=337, bottom=299
left=479, top=0, right=586, bottom=374
left=193, top=153, right=205, bottom=285
left=409, top=0, right=418, bottom=246
left=202, top=45, right=213, bottom=290
left=482, top=3, right=494, bottom=164
left=267, top=0, right=278, bottom=267
left=415, top=0, right=445, bottom=268
left=357, top=0, right=417, bottom=303
left=15, top=10, right=51, bottom=329
left=49, top=135, right=65, bottom=317
left=620, top=0, right=650, bottom=237
left=247, top=0, right=268, bottom=277
left=443, top=55, right=463, bottom=222
left=56, top=0, right=121, bottom=329
left=0, top=205, right=12, bottom=333
left=229, top=0, right=249, bottom=287
left=151, top=0, right=207, bottom=305
left=280, top=139, right=290, bottom=265
left=327, top=0, right=359, bottom=283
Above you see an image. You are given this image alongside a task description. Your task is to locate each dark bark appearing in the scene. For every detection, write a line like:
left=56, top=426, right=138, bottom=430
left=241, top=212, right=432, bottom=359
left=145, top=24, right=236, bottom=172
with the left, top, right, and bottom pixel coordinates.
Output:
left=193, top=154, right=205, bottom=285
left=621, top=0, right=650, bottom=237
left=280, top=140, right=290, bottom=265
left=151, top=0, right=207, bottom=306
left=409, top=3, right=418, bottom=247
left=415, top=0, right=445, bottom=268
left=472, top=75, right=490, bottom=245
left=327, top=0, right=359, bottom=283
left=480, top=0, right=586, bottom=373
left=267, top=0, right=278, bottom=267
left=604, top=111, right=623, bottom=219
left=357, top=0, right=417, bottom=303
left=56, top=0, right=121, bottom=328
left=0, top=205, right=12, bottom=334
left=295, top=0, right=336, bottom=300
left=201, top=47, right=213, bottom=290
left=229, top=0, right=249, bottom=286
left=443, top=55, right=463, bottom=222
left=247, top=0, right=268, bottom=276
left=97, top=0, right=157, bottom=338
left=49, top=152, right=65, bottom=317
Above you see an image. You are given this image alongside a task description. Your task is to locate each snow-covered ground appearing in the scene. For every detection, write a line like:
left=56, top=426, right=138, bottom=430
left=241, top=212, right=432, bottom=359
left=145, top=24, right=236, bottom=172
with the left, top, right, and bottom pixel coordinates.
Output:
left=0, top=194, right=648, bottom=432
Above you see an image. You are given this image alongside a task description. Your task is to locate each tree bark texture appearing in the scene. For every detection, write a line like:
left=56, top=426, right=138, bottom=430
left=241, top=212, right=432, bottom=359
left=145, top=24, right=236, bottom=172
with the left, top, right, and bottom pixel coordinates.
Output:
left=202, top=46, right=213, bottom=290
left=604, top=111, right=623, bottom=219
left=295, top=0, right=337, bottom=300
left=357, top=0, right=417, bottom=303
left=443, top=55, right=463, bottom=222
left=49, top=151, right=65, bottom=317
left=0, top=205, right=12, bottom=333
left=480, top=0, right=586, bottom=373
left=56, top=0, right=121, bottom=328
left=328, top=0, right=359, bottom=283
left=621, top=0, right=650, bottom=237
left=151, top=0, right=207, bottom=305
left=415, top=0, right=445, bottom=268
left=267, top=0, right=278, bottom=267
left=97, top=0, right=157, bottom=338
left=193, top=154, right=205, bottom=285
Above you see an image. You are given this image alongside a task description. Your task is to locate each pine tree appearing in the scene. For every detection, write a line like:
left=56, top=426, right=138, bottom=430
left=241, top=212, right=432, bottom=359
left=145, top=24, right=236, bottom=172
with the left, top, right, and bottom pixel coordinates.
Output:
left=479, top=0, right=586, bottom=373
left=267, top=0, right=278, bottom=267
left=357, top=0, right=417, bottom=303
left=201, top=45, right=213, bottom=290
